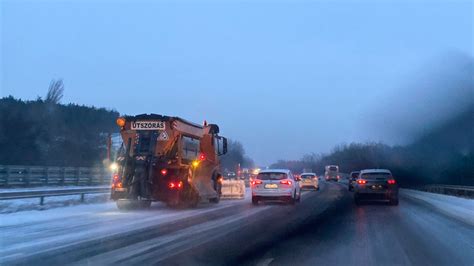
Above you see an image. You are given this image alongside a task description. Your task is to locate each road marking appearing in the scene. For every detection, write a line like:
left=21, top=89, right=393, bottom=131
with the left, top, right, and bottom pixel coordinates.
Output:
left=257, top=257, right=274, bottom=266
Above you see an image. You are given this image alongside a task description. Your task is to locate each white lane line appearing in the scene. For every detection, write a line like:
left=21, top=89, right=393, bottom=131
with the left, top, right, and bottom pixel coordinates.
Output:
left=257, top=257, right=274, bottom=266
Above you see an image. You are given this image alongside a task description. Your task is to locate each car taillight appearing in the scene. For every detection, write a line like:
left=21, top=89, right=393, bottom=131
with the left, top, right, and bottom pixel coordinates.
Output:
left=251, top=179, right=262, bottom=186
left=168, top=181, right=183, bottom=189
left=280, top=180, right=292, bottom=185
left=357, top=179, right=367, bottom=184
left=387, top=179, right=396, bottom=185
left=161, top=168, right=168, bottom=175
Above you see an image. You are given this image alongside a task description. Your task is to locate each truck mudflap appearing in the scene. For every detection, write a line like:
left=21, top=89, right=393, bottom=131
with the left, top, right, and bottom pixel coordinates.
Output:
left=221, top=179, right=246, bottom=199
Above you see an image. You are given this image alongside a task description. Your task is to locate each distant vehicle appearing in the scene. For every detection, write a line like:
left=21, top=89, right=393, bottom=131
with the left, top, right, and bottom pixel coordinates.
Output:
left=354, top=169, right=399, bottom=205
left=325, top=165, right=340, bottom=181
left=300, top=173, right=319, bottom=190
left=251, top=169, right=301, bottom=205
left=348, top=171, right=360, bottom=191
left=110, top=114, right=227, bottom=209
left=226, top=172, right=237, bottom=179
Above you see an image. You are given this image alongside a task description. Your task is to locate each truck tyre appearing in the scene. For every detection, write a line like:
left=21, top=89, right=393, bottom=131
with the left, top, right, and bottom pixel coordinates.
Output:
left=209, top=196, right=220, bottom=204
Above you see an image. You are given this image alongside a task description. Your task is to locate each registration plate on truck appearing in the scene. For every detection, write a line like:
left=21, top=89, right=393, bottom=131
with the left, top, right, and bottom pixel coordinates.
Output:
left=131, top=121, right=165, bottom=130
left=265, top=184, right=278, bottom=189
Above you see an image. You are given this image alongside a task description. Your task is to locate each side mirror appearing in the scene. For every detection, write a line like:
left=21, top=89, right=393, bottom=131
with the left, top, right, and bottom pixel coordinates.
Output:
left=222, top=137, right=228, bottom=155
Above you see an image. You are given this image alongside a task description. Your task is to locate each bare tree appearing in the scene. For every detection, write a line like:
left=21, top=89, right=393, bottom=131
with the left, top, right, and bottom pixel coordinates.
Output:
left=46, top=79, right=64, bottom=104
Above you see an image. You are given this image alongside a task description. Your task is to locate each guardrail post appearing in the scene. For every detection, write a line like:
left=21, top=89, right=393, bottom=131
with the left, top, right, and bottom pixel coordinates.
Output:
left=76, top=167, right=80, bottom=186
left=25, top=167, right=31, bottom=187
left=44, top=166, right=49, bottom=185
left=40, top=196, right=44, bottom=205
left=60, top=167, right=66, bottom=186
left=88, top=169, right=93, bottom=186
left=80, top=193, right=85, bottom=202
left=100, top=167, right=105, bottom=185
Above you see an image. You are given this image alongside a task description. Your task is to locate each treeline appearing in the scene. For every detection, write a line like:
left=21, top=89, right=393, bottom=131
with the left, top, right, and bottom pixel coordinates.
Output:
left=0, top=96, right=119, bottom=167
left=271, top=106, right=474, bottom=186
left=220, top=139, right=254, bottom=172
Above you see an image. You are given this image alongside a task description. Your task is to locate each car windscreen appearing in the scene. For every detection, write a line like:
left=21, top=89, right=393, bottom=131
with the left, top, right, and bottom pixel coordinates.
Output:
left=361, top=173, right=391, bottom=180
left=257, top=172, right=288, bottom=180
left=301, top=174, right=315, bottom=179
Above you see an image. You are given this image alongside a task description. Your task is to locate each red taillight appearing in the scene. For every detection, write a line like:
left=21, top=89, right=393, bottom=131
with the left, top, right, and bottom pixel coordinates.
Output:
left=387, top=179, right=396, bottom=185
left=116, top=182, right=123, bottom=188
left=251, top=179, right=262, bottom=186
left=168, top=181, right=183, bottom=189
left=199, top=153, right=206, bottom=161
left=161, top=169, right=168, bottom=175
left=113, top=174, right=119, bottom=180
left=280, top=179, right=292, bottom=186
left=357, top=179, right=367, bottom=184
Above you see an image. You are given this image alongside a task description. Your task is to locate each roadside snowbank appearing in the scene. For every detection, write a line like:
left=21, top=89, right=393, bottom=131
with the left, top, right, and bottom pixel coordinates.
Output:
left=401, top=189, right=474, bottom=225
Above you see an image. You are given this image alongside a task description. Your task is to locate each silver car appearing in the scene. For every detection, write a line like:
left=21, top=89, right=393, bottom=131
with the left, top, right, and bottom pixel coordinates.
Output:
left=299, top=173, right=319, bottom=190
left=251, top=169, right=301, bottom=205
left=354, top=169, right=399, bottom=205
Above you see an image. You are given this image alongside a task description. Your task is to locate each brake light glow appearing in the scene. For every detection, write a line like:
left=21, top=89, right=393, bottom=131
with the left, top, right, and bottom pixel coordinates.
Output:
left=199, top=153, right=206, bottom=161
left=280, top=180, right=293, bottom=185
left=161, top=169, right=168, bottom=175
left=113, top=174, right=119, bottom=180
left=387, top=179, right=396, bottom=185
left=251, top=179, right=263, bottom=186
left=357, top=179, right=367, bottom=184
left=168, top=181, right=183, bottom=189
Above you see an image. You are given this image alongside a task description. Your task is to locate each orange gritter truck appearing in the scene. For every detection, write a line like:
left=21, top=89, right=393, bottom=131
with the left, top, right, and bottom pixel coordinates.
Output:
left=111, top=114, right=228, bottom=209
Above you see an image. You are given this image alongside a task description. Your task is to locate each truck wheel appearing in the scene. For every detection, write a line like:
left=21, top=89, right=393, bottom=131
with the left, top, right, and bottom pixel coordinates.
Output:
left=252, top=196, right=259, bottom=205
left=209, top=196, right=220, bottom=204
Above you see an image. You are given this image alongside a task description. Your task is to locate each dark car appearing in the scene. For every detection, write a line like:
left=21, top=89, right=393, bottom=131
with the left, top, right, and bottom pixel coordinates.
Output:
left=354, top=169, right=399, bottom=205
left=348, top=171, right=360, bottom=191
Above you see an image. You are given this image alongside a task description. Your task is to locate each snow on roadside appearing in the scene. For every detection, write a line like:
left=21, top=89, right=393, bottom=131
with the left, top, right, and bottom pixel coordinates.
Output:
left=401, top=189, right=474, bottom=226
left=0, top=193, right=111, bottom=214
left=0, top=185, right=109, bottom=193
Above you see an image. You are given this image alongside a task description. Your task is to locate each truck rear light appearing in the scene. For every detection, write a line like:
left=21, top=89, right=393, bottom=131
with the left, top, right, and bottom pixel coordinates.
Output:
left=387, top=179, right=396, bottom=185
left=199, top=153, right=206, bottom=161
left=357, top=179, right=367, bottom=184
left=168, top=181, right=183, bottom=189
left=161, top=169, right=168, bottom=175
left=280, top=180, right=292, bottom=185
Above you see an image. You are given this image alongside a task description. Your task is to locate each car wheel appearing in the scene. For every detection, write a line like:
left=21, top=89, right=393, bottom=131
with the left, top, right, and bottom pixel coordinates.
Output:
left=252, top=196, right=259, bottom=205
left=296, top=191, right=301, bottom=203
left=354, top=193, right=361, bottom=205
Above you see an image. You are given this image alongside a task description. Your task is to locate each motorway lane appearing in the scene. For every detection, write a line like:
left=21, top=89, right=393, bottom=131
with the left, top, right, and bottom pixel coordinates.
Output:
left=244, top=182, right=474, bottom=266
left=0, top=183, right=341, bottom=265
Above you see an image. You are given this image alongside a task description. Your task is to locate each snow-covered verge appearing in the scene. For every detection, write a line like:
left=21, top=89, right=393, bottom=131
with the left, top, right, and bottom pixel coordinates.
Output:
left=0, top=192, right=111, bottom=214
left=401, top=189, right=474, bottom=226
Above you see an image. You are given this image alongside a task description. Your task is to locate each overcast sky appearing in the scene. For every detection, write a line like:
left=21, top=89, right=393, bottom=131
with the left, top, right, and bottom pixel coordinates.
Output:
left=1, top=0, right=472, bottom=165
